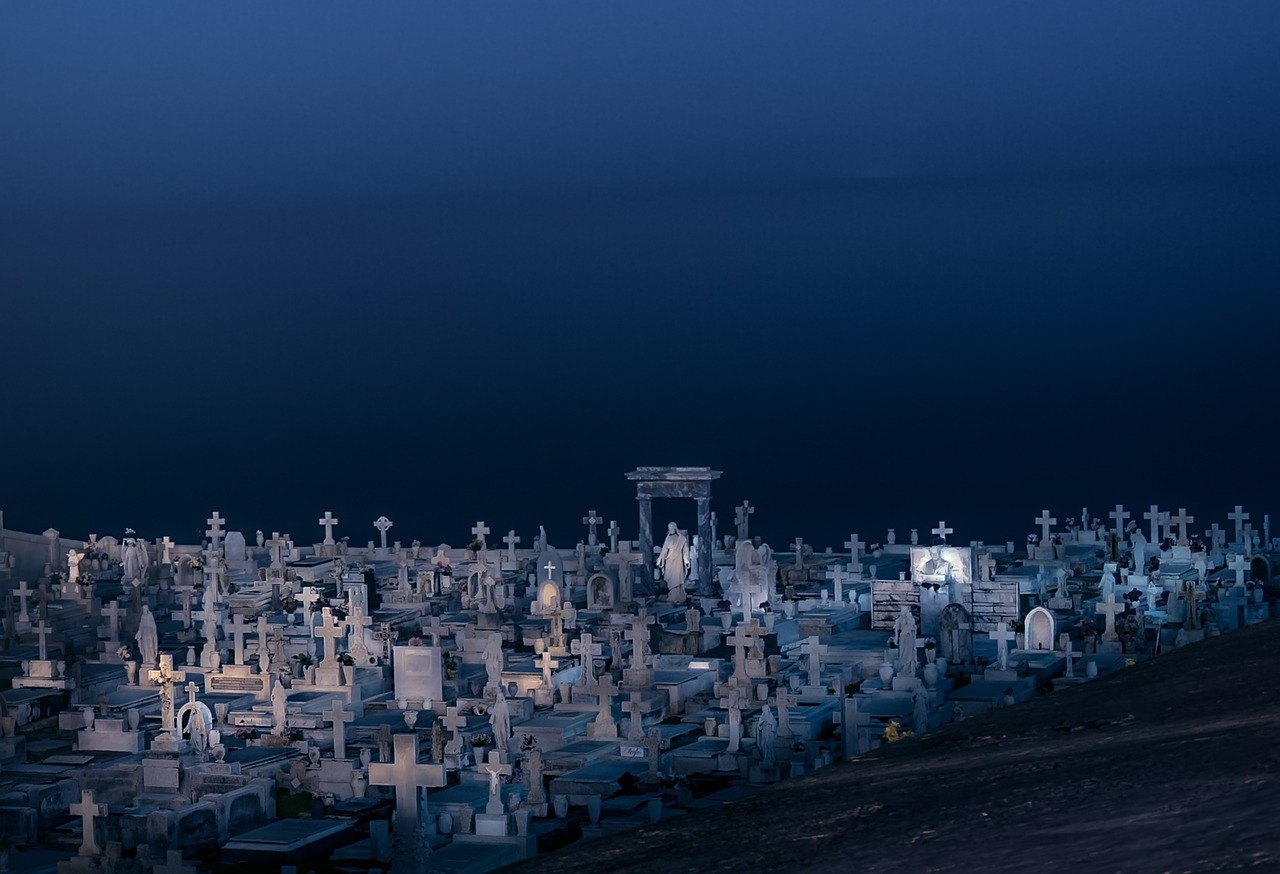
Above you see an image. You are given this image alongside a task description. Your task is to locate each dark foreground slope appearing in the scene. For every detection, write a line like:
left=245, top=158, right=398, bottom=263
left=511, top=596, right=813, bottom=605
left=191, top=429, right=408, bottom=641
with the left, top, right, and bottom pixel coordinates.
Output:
left=513, top=620, right=1280, bottom=874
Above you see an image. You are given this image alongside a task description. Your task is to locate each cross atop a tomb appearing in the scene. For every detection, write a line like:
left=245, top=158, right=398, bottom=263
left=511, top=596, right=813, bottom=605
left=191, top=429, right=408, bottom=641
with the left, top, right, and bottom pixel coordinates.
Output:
left=33, top=619, right=53, bottom=661
left=1095, top=591, right=1123, bottom=642
left=1035, top=510, right=1057, bottom=544
left=1228, top=553, right=1250, bottom=586
left=800, top=635, right=828, bottom=687
left=368, top=732, right=446, bottom=831
left=502, top=530, right=520, bottom=562
left=1143, top=504, right=1162, bottom=544
left=297, top=586, right=321, bottom=617
left=373, top=516, right=393, bottom=549
left=626, top=612, right=656, bottom=667
left=205, top=512, right=227, bottom=549
left=1228, top=505, right=1250, bottom=543
left=591, top=672, right=619, bottom=725
left=571, top=632, right=603, bottom=682
left=607, top=521, right=621, bottom=553
left=622, top=692, right=647, bottom=741
left=537, top=649, right=560, bottom=688
left=102, top=599, right=123, bottom=638
left=582, top=511, right=603, bottom=546
left=149, top=654, right=186, bottom=735
left=932, top=521, right=954, bottom=544
left=313, top=607, right=345, bottom=667
left=159, top=535, right=176, bottom=564
left=1110, top=503, right=1130, bottom=535
left=825, top=565, right=846, bottom=603
left=70, top=789, right=106, bottom=857
left=774, top=689, right=795, bottom=738
left=1170, top=508, right=1194, bottom=545
left=15, top=579, right=32, bottom=623
left=471, top=520, right=490, bottom=547
left=990, top=622, right=1016, bottom=671
left=184, top=681, right=200, bottom=708
left=318, top=511, right=339, bottom=544
left=735, top=500, right=754, bottom=541
left=423, top=615, right=448, bottom=648
left=326, top=699, right=354, bottom=760
left=477, top=749, right=513, bottom=815
left=978, top=552, right=997, bottom=582
left=844, top=533, right=863, bottom=571
left=442, top=704, right=467, bottom=740
left=225, top=614, right=250, bottom=666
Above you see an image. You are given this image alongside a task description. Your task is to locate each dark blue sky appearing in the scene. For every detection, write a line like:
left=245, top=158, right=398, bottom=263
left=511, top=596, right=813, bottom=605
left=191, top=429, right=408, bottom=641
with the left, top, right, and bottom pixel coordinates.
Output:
left=2, top=2, right=1278, bottom=550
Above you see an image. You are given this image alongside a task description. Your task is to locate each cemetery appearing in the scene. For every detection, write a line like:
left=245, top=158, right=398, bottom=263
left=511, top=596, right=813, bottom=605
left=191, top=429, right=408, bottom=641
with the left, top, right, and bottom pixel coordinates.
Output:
left=0, top=482, right=1275, bottom=872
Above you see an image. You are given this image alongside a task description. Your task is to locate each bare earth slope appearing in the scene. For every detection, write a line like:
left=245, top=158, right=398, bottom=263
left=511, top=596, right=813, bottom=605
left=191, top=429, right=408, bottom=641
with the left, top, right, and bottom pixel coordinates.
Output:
left=513, top=619, right=1280, bottom=874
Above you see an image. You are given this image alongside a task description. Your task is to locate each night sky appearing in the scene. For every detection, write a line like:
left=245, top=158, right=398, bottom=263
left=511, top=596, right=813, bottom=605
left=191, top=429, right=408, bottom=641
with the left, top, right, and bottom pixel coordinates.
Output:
left=2, top=2, right=1278, bottom=551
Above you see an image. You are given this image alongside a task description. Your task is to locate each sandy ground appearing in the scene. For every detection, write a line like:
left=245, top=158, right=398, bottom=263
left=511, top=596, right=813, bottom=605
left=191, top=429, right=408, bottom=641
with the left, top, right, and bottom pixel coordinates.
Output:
left=511, top=618, right=1280, bottom=874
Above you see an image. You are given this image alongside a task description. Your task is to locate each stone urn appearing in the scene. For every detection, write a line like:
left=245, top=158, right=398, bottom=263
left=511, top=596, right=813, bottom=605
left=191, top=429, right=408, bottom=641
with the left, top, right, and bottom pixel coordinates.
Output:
left=878, top=663, right=895, bottom=687
left=922, top=663, right=939, bottom=689
left=553, top=795, right=569, bottom=818
left=351, top=770, right=368, bottom=799
left=127, top=709, right=141, bottom=731
left=586, top=795, right=602, bottom=824
left=82, top=708, right=95, bottom=731
left=124, top=661, right=139, bottom=685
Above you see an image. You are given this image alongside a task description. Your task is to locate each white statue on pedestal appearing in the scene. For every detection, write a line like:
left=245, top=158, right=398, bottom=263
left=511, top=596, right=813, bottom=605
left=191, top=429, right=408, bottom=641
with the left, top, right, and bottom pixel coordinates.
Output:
left=657, top=523, right=690, bottom=603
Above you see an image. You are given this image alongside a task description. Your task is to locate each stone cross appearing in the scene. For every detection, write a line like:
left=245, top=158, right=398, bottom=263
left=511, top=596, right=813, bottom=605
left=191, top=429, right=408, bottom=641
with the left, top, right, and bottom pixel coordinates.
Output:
left=476, top=749, right=513, bottom=815
left=318, top=511, right=339, bottom=544
left=1170, top=508, right=1194, bottom=545
left=990, top=622, right=1016, bottom=670
left=607, top=521, right=621, bottom=554
left=159, top=535, right=176, bottom=564
left=326, top=699, right=354, bottom=760
left=1035, top=510, right=1057, bottom=545
left=313, top=607, right=344, bottom=667
left=205, top=512, right=227, bottom=550
left=1062, top=636, right=1081, bottom=678
left=102, top=599, right=123, bottom=640
left=824, top=566, right=846, bottom=604
left=149, top=654, right=186, bottom=735
left=735, top=501, right=754, bottom=542
left=718, top=683, right=747, bottom=753
left=502, top=530, right=521, bottom=563
left=1143, top=504, right=1162, bottom=545
left=442, top=705, right=467, bottom=751
left=774, top=689, right=794, bottom=738
left=622, top=692, right=647, bottom=741
left=263, top=532, right=286, bottom=569
left=582, top=511, right=602, bottom=546
left=1228, top=505, right=1250, bottom=544
left=931, top=521, right=953, bottom=543
left=225, top=615, right=250, bottom=666
left=844, top=534, right=863, bottom=573
left=297, top=586, right=321, bottom=617
left=591, top=673, right=619, bottom=734
left=423, top=615, right=448, bottom=648
left=790, top=537, right=806, bottom=570
left=15, top=579, right=32, bottom=623
left=373, top=516, right=393, bottom=549
left=471, top=520, right=490, bottom=547
left=184, top=681, right=200, bottom=709
left=368, top=732, right=447, bottom=831
left=1109, top=503, right=1130, bottom=536
left=571, top=632, right=603, bottom=684
left=1228, top=553, right=1250, bottom=586
left=638, top=727, right=666, bottom=783
left=538, top=649, right=560, bottom=688
left=800, top=635, right=828, bottom=687
left=626, top=612, right=656, bottom=668
left=1095, top=591, right=1123, bottom=642
left=978, top=552, right=996, bottom=582
left=33, top=619, right=53, bottom=661
left=70, top=789, right=106, bottom=856
left=543, top=560, right=556, bottom=581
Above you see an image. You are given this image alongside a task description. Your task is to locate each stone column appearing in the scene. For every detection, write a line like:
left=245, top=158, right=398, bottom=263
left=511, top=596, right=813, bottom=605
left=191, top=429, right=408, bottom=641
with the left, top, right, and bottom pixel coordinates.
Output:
left=637, top=497, right=653, bottom=591
left=696, top=497, right=712, bottom=597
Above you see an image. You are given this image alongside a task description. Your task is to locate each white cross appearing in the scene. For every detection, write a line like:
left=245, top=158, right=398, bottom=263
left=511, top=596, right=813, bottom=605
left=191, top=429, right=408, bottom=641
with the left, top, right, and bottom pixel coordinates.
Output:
left=205, top=512, right=226, bottom=548
left=1109, top=503, right=1130, bottom=535
left=537, top=649, right=560, bottom=687
left=1144, top=504, right=1162, bottom=545
left=15, top=579, right=32, bottom=623
left=159, top=536, right=176, bottom=564
left=582, top=511, right=602, bottom=546
left=622, top=692, right=647, bottom=741
left=442, top=704, right=467, bottom=737
left=1035, top=510, right=1057, bottom=545
left=1228, top=553, right=1250, bottom=586
left=102, top=599, right=123, bottom=638
left=296, top=586, right=321, bottom=617
left=1095, top=591, right=1123, bottom=642
left=591, top=673, right=619, bottom=732
left=1170, top=508, right=1194, bottom=545
left=990, top=623, right=1016, bottom=671
left=471, top=521, right=490, bottom=546
left=978, top=553, right=996, bottom=582
left=368, top=732, right=447, bottom=831
left=825, top=566, right=846, bottom=603
left=800, top=635, right=828, bottom=687
left=543, top=560, right=556, bottom=581
left=844, top=534, right=863, bottom=572
left=149, top=654, right=187, bottom=735
left=476, top=749, right=513, bottom=815
left=70, top=789, right=106, bottom=857
left=502, top=530, right=521, bottom=563
left=225, top=615, right=250, bottom=665
left=422, top=615, right=448, bottom=648
left=931, top=521, right=953, bottom=543
left=325, top=699, right=354, bottom=759
left=184, top=681, right=200, bottom=708
left=607, top=521, right=621, bottom=553
left=265, top=532, right=287, bottom=568
left=571, top=632, right=603, bottom=683
left=1228, top=505, right=1250, bottom=544
left=33, top=619, right=53, bottom=661
left=318, top=511, right=339, bottom=544
left=313, top=607, right=345, bottom=667
left=373, top=516, right=393, bottom=549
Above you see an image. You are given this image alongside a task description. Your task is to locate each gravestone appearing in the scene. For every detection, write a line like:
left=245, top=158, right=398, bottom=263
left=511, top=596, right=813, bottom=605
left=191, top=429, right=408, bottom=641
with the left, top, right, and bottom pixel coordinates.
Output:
left=938, top=603, right=973, bottom=666
left=1024, top=606, right=1056, bottom=651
